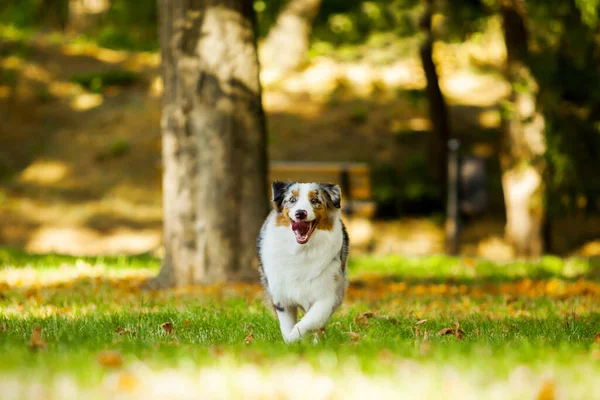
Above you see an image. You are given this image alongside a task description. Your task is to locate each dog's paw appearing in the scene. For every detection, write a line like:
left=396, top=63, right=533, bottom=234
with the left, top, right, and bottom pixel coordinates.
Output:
left=284, top=327, right=302, bottom=343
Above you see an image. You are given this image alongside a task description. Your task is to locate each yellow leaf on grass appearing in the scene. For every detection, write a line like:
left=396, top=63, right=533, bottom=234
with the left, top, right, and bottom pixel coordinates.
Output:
left=118, top=372, right=140, bottom=393
left=413, top=319, right=428, bottom=327
left=28, top=325, right=46, bottom=351
left=209, top=345, right=225, bottom=356
left=161, top=322, right=173, bottom=334
left=244, top=333, right=254, bottom=344
left=97, top=350, right=124, bottom=368
left=537, top=380, right=556, bottom=400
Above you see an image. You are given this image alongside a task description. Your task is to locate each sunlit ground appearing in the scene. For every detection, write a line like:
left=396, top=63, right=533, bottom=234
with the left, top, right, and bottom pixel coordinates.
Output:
left=1, top=249, right=599, bottom=399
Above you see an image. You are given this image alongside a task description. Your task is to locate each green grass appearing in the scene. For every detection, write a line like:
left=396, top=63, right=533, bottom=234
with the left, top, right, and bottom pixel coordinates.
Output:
left=0, top=248, right=599, bottom=398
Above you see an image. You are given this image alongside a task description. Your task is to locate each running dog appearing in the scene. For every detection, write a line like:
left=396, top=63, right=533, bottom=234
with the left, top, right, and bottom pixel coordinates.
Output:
left=257, top=181, right=349, bottom=343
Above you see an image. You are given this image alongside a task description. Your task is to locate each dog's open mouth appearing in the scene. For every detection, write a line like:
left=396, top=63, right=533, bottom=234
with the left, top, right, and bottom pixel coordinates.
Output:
left=292, top=220, right=317, bottom=244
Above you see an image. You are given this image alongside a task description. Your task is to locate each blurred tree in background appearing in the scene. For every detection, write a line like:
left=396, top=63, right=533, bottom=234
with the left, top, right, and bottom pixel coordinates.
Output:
left=259, top=0, right=322, bottom=77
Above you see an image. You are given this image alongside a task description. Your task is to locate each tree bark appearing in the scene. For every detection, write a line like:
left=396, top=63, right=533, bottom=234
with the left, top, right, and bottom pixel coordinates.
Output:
left=499, top=0, right=546, bottom=258
left=419, top=0, right=450, bottom=195
left=259, top=0, right=322, bottom=77
left=149, top=0, right=269, bottom=288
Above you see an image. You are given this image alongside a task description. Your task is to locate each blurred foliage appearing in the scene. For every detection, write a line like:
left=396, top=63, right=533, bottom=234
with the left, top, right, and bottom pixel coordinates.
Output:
left=256, top=0, right=421, bottom=45
left=524, top=0, right=600, bottom=215
left=70, top=69, right=140, bottom=93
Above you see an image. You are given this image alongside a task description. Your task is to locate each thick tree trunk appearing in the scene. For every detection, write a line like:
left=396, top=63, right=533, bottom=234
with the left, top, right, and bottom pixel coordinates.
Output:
left=419, top=0, right=450, bottom=194
left=500, top=0, right=546, bottom=258
left=149, top=0, right=269, bottom=288
left=259, top=0, right=322, bottom=77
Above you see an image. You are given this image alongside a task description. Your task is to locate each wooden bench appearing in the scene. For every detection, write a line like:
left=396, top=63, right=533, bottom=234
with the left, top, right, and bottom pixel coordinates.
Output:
left=269, top=161, right=376, bottom=218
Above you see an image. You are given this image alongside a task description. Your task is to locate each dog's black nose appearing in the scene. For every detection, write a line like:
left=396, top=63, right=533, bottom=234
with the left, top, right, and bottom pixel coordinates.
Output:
left=295, top=209, right=308, bottom=220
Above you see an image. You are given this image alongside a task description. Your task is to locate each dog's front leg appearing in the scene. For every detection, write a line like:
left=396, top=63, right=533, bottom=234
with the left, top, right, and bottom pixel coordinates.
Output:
left=276, top=305, right=298, bottom=341
left=286, top=298, right=336, bottom=343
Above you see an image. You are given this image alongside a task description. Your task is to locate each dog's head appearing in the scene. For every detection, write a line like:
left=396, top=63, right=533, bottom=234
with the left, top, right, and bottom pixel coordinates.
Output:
left=271, top=181, right=342, bottom=244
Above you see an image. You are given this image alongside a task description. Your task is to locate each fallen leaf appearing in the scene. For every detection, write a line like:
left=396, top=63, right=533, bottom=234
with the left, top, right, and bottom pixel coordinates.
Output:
left=536, top=380, right=556, bottom=400
left=344, top=331, right=360, bottom=343
left=97, top=350, right=123, bottom=368
left=160, top=322, right=173, bottom=334
left=354, top=312, right=376, bottom=326
left=361, top=312, right=375, bottom=318
left=28, top=325, right=46, bottom=351
left=114, top=327, right=136, bottom=336
left=118, top=372, right=140, bottom=392
left=378, top=349, right=394, bottom=361
left=244, top=333, right=254, bottom=344
left=209, top=345, right=225, bottom=356
left=594, top=332, right=600, bottom=344
left=453, top=322, right=465, bottom=340
left=436, top=322, right=465, bottom=340
left=413, top=319, right=428, bottom=327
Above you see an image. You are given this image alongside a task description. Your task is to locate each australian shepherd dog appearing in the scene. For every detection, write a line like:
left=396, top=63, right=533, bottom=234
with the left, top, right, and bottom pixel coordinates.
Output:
left=257, top=181, right=349, bottom=343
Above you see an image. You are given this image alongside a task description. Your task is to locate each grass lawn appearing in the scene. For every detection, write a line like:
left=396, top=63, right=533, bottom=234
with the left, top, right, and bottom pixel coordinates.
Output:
left=0, top=248, right=599, bottom=399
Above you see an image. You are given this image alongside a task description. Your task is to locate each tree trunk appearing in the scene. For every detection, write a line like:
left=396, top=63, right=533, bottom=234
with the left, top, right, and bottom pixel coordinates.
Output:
left=149, top=0, right=269, bottom=288
left=500, top=0, right=546, bottom=258
left=419, top=0, right=450, bottom=195
left=259, top=0, right=322, bottom=77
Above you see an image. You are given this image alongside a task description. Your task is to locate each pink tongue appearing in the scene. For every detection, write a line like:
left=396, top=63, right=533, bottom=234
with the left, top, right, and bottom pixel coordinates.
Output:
left=292, top=221, right=310, bottom=236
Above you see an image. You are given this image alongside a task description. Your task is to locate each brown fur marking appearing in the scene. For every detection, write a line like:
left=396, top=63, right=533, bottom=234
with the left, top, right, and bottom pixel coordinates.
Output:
left=276, top=206, right=291, bottom=227
left=308, top=190, right=334, bottom=231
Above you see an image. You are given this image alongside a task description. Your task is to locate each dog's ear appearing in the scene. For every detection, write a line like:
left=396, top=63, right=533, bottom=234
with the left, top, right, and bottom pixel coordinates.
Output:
left=271, top=180, right=291, bottom=212
left=320, top=183, right=342, bottom=209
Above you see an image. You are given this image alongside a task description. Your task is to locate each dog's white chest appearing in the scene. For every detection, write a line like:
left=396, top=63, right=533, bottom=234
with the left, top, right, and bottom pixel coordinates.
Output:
left=261, top=220, right=342, bottom=310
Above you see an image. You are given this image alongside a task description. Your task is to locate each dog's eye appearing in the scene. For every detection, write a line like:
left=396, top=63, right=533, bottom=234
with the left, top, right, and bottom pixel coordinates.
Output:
left=311, top=198, right=320, bottom=205
left=289, top=197, right=296, bottom=204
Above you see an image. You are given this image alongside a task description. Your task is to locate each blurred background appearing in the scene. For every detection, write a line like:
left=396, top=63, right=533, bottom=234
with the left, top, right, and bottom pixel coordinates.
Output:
left=0, top=0, right=599, bottom=260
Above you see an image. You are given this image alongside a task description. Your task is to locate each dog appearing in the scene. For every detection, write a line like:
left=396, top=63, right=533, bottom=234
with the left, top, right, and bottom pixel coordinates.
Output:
left=256, top=181, right=349, bottom=343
